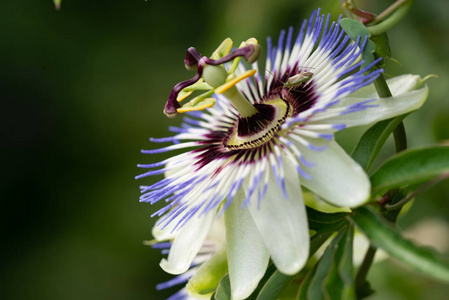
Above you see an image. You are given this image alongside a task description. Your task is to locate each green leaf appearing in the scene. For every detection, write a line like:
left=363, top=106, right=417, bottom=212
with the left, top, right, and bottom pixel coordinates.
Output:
left=256, top=271, right=293, bottom=300
left=308, top=237, right=337, bottom=300
left=297, top=266, right=315, bottom=300
left=336, top=226, right=356, bottom=300
left=370, top=146, right=449, bottom=194
left=297, top=230, right=344, bottom=300
left=351, top=206, right=449, bottom=282
left=298, top=226, right=356, bottom=300
left=307, top=207, right=350, bottom=262
left=214, top=274, right=231, bottom=300
left=323, top=226, right=356, bottom=300
left=370, top=32, right=391, bottom=60
left=351, top=115, right=407, bottom=171
left=307, top=207, right=349, bottom=232
left=339, top=18, right=375, bottom=69
left=188, top=248, right=228, bottom=295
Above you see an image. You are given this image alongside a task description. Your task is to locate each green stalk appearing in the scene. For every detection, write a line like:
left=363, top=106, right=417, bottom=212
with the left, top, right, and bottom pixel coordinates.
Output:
left=356, top=73, right=409, bottom=292
left=355, top=245, right=377, bottom=291
left=368, top=0, right=414, bottom=36
left=368, top=0, right=408, bottom=25
left=373, top=73, right=408, bottom=153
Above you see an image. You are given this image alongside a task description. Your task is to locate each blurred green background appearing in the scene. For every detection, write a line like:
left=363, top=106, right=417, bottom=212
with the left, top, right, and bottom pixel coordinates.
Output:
left=1, top=0, right=448, bottom=299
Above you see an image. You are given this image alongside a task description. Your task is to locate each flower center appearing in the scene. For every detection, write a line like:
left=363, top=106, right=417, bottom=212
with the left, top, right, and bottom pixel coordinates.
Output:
left=224, top=97, right=291, bottom=150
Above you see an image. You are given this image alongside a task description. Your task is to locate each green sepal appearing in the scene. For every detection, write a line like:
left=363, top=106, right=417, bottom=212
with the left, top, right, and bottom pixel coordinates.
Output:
left=188, top=248, right=228, bottom=296
left=339, top=18, right=375, bottom=69
left=213, top=274, right=231, bottom=300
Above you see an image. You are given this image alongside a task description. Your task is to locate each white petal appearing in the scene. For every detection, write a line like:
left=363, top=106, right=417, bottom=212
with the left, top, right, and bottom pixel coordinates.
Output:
left=206, top=217, right=227, bottom=249
left=245, top=154, right=310, bottom=275
left=152, top=217, right=178, bottom=241
left=160, top=210, right=216, bottom=275
left=298, top=139, right=370, bottom=207
left=346, top=74, right=422, bottom=99
left=318, top=85, right=428, bottom=128
left=225, top=189, right=270, bottom=300
left=386, top=74, right=423, bottom=96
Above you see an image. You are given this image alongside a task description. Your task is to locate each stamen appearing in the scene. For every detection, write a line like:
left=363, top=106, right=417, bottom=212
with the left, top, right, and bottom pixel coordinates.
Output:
left=215, top=69, right=257, bottom=94
left=176, top=79, right=211, bottom=102
left=177, top=98, right=216, bottom=113
left=164, top=41, right=262, bottom=118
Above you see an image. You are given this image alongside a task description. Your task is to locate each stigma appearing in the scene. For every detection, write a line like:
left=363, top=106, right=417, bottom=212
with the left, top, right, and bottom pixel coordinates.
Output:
left=163, top=38, right=262, bottom=119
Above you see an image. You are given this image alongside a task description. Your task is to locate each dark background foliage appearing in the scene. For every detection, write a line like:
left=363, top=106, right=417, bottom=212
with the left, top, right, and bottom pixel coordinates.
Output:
left=1, top=0, right=448, bottom=299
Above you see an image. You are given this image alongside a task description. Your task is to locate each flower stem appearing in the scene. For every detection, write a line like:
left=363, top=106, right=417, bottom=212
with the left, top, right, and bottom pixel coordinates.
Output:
left=373, top=73, right=408, bottom=153
left=385, top=171, right=449, bottom=210
left=367, top=0, right=414, bottom=36
left=355, top=72, right=409, bottom=290
left=355, top=1, right=415, bottom=293
left=355, top=245, right=377, bottom=289
left=368, top=0, right=409, bottom=25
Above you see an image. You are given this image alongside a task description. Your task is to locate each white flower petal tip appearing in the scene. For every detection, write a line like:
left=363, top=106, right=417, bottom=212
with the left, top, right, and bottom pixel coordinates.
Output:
left=159, top=258, right=189, bottom=275
left=278, top=256, right=309, bottom=276
left=159, top=211, right=217, bottom=275
left=231, top=286, right=258, bottom=300
left=299, top=140, right=370, bottom=208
